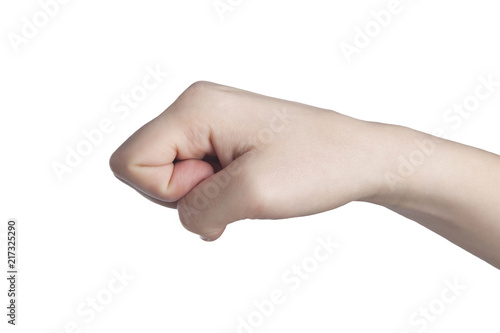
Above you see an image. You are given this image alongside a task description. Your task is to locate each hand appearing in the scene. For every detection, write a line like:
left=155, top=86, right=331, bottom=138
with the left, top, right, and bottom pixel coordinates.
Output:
left=109, top=81, right=388, bottom=240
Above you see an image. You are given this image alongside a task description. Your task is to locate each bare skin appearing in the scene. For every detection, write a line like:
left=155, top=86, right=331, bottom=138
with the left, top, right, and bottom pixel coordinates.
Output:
left=109, top=81, right=500, bottom=269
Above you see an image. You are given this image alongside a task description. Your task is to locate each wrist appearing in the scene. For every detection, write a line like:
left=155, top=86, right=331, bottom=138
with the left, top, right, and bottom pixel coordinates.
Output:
left=321, top=114, right=411, bottom=207
left=355, top=122, right=428, bottom=208
left=359, top=122, right=452, bottom=215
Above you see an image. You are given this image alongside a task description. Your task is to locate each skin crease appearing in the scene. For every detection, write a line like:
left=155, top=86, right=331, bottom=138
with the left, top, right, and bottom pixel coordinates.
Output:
left=110, top=81, right=500, bottom=269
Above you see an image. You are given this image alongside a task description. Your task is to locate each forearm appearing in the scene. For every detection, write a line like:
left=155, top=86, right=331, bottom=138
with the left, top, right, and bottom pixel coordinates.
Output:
left=365, top=123, right=500, bottom=268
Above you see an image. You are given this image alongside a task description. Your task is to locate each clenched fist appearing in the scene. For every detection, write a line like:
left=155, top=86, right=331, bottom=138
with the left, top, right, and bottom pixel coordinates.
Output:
left=109, top=81, right=388, bottom=240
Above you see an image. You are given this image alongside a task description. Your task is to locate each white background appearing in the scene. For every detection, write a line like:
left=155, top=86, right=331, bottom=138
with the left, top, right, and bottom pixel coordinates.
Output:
left=1, top=0, right=500, bottom=332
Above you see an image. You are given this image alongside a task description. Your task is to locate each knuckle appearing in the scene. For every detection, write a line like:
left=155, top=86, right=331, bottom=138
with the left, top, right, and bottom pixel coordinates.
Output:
left=182, top=81, right=217, bottom=103
left=187, top=80, right=215, bottom=92
left=109, top=149, right=128, bottom=179
left=177, top=81, right=231, bottom=116
left=109, top=148, right=141, bottom=184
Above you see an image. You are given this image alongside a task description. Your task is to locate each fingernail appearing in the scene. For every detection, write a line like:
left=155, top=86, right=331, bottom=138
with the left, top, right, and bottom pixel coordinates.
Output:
left=200, top=235, right=210, bottom=242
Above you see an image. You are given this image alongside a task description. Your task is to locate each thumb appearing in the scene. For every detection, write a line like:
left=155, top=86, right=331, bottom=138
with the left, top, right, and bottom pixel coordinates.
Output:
left=177, top=157, right=251, bottom=241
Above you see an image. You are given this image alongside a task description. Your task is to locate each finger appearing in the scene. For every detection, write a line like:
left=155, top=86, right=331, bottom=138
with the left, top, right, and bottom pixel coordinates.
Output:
left=114, top=174, right=177, bottom=209
left=110, top=111, right=216, bottom=202
left=114, top=159, right=215, bottom=207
